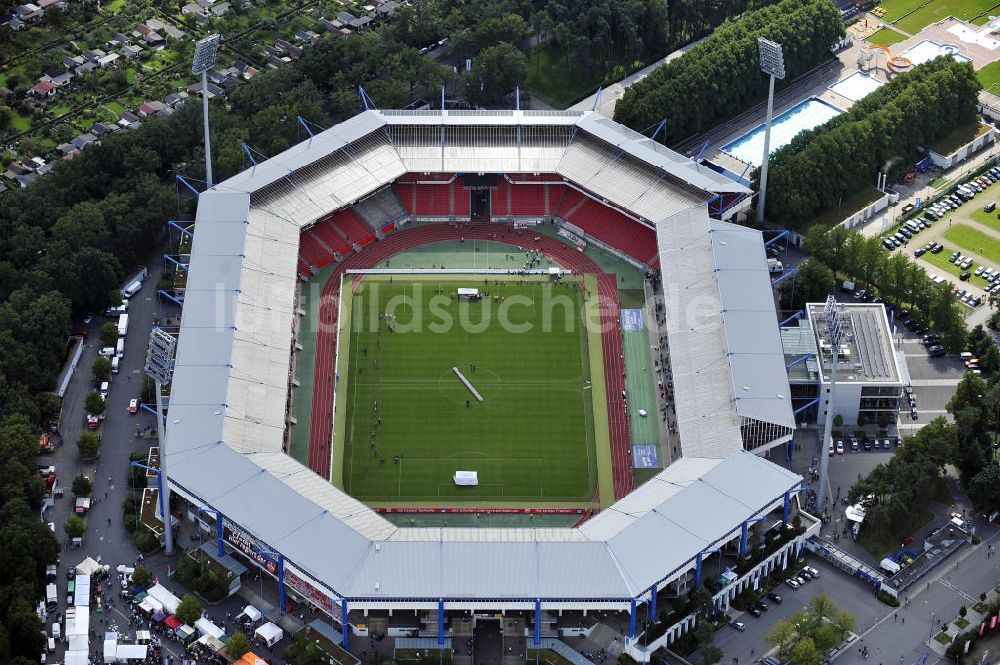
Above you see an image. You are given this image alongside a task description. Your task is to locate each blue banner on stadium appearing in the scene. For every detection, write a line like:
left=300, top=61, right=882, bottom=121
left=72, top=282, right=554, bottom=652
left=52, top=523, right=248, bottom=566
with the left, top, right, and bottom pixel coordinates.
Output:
left=621, top=309, right=643, bottom=331
left=632, top=444, right=659, bottom=469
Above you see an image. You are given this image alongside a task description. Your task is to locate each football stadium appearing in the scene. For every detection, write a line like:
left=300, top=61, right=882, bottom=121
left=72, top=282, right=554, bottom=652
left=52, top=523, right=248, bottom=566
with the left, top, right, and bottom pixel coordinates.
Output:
left=164, top=109, right=818, bottom=656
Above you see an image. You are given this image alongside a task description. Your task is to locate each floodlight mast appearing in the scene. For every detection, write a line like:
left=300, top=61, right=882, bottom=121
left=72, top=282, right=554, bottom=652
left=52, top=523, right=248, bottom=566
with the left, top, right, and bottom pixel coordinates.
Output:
left=756, top=37, right=785, bottom=224
left=193, top=34, right=220, bottom=188
left=816, top=296, right=843, bottom=521
left=145, top=328, right=178, bottom=555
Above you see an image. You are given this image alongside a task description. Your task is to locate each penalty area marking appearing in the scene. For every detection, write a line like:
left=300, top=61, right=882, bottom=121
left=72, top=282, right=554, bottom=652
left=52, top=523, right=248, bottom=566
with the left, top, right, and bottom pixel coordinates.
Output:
left=453, top=367, right=484, bottom=401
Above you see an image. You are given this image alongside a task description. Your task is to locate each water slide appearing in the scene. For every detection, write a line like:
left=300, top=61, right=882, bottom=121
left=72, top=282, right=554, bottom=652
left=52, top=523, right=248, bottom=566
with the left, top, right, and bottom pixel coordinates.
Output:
left=864, top=43, right=913, bottom=71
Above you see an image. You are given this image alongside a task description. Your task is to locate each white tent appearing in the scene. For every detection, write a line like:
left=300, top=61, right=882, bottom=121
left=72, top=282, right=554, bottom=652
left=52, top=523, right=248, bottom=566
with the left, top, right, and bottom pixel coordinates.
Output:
left=255, top=621, right=284, bottom=647
left=453, top=471, right=478, bottom=486
left=115, top=644, right=149, bottom=661
left=194, top=634, right=226, bottom=653
left=146, top=583, right=180, bottom=614
left=242, top=604, right=262, bottom=622
left=66, top=650, right=89, bottom=665
left=77, top=556, right=108, bottom=576
left=67, top=607, right=90, bottom=637
left=195, top=616, right=224, bottom=639
left=67, top=634, right=88, bottom=651
left=74, top=574, right=91, bottom=607
left=138, top=596, right=161, bottom=614
left=104, top=636, right=118, bottom=663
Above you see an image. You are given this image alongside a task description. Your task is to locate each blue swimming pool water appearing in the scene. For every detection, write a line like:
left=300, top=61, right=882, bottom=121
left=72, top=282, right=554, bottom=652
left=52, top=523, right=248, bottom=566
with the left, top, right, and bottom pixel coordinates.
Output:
left=722, top=97, right=843, bottom=167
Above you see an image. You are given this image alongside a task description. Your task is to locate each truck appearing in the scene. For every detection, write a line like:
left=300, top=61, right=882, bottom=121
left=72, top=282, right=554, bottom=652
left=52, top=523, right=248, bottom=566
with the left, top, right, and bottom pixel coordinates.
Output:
left=45, top=583, right=57, bottom=611
left=879, top=557, right=901, bottom=575
left=38, top=432, right=54, bottom=453
left=117, top=313, right=129, bottom=337
left=121, top=280, right=142, bottom=299
left=74, top=497, right=91, bottom=515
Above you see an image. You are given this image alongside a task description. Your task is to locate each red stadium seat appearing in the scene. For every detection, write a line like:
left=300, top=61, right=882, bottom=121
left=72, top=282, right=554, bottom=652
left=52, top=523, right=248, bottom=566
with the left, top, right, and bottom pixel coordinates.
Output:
left=564, top=198, right=657, bottom=264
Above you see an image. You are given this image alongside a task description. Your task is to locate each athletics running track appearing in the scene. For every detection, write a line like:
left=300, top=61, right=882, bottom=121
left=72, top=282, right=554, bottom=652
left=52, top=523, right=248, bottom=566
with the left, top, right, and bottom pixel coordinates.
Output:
left=306, top=223, right=635, bottom=500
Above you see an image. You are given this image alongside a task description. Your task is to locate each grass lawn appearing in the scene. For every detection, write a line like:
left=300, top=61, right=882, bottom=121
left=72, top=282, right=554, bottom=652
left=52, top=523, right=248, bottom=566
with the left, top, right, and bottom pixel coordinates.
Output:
left=867, top=27, right=909, bottom=46
left=969, top=206, right=1000, bottom=233
left=935, top=631, right=952, bottom=645
left=10, top=112, right=31, bottom=131
left=943, top=224, right=1000, bottom=265
left=876, top=0, right=930, bottom=22
left=105, top=101, right=125, bottom=116
left=526, top=43, right=640, bottom=109
left=812, top=187, right=885, bottom=229
left=918, top=245, right=991, bottom=288
left=895, top=0, right=1000, bottom=35
left=928, top=122, right=990, bottom=157
left=956, top=617, right=970, bottom=629
left=977, top=60, right=1000, bottom=95
left=50, top=103, right=72, bottom=117
left=102, top=0, right=126, bottom=12
left=339, top=276, right=600, bottom=505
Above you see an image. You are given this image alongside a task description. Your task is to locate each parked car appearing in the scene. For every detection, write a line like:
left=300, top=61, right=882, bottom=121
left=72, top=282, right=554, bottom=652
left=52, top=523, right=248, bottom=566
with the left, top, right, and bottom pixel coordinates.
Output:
left=928, top=345, right=946, bottom=357
left=748, top=606, right=762, bottom=617
left=786, top=578, right=800, bottom=589
left=767, top=592, right=783, bottom=604
left=836, top=441, right=844, bottom=454
left=128, top=399, right=139, bottom=414
left=729, top=619, right=747, bottom=632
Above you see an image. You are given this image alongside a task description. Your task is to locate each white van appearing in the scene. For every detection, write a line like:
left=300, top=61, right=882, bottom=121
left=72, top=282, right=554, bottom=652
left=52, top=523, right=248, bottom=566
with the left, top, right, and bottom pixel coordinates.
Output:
left=99, top=381, right=109, bottom=400
left=115, top=338, right=125, bottom=358
left=111, top=356, right=120, bottom=374
left=121, top=280, right=142, bottom=298
left=51, top=622, right=60, bottom=640
left=99, top=346, right=116, bottom=357
left=45, top=584, right=57, bottom=611
left=47, top=637, right=55, bottom=653
left=960, top=351, right=973, bottom=360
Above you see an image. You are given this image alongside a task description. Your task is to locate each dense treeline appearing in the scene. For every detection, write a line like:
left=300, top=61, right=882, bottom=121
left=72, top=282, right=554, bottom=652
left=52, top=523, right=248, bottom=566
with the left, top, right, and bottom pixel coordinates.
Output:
left=761, top=57, right=981, bottom=229
left=790, top=226, right=969, bottom=350
left=0, top=28, right=449, bottom=660
left=613, top=0, right=844, bottom=143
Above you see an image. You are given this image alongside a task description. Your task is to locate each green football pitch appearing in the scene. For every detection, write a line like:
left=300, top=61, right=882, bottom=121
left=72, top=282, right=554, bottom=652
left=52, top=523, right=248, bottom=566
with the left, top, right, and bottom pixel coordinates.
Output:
left=336, top=275, right=601, bottom=505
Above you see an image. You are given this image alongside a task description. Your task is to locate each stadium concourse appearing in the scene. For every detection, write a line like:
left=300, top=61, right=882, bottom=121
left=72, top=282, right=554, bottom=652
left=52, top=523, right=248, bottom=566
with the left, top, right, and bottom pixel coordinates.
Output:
left=163, top=109, right=804, bottom=657
left=305, top=222, right=634, bottom=500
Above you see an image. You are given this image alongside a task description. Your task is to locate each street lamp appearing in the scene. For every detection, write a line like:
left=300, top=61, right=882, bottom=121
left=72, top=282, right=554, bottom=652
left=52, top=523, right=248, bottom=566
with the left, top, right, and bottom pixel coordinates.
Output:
left=756, top=37, right=786, bottom=224
left=144, top=328, right=177, bottom=555
left=192, top=34, right=220, bottom=188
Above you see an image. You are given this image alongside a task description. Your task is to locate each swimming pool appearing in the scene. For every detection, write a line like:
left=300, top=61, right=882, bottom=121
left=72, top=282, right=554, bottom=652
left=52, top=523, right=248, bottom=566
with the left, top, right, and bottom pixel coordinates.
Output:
left=722, top=98, right=843, bottom=167
left=898, top=40, right=971, bottom=66
left=828, top=71, right=885, bottom=102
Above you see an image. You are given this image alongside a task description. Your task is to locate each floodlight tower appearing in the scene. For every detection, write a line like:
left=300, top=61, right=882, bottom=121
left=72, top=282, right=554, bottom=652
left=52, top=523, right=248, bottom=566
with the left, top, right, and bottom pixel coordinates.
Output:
left=756, top=37, right=786, bottom=224
left=816, top=296, right=843, bottom=520
left=145, top=327, right=177, bottom=555
left=193, top=34, right=220, bottom=188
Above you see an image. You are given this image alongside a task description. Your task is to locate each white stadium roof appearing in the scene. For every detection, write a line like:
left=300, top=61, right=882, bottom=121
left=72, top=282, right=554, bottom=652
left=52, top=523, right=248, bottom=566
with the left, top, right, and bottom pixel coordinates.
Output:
left=167, top=109, right=798, bottom=604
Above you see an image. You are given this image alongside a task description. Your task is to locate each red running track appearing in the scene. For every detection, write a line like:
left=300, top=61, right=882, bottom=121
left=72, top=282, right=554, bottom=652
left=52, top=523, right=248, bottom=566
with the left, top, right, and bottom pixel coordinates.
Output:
left=306, top=223, right=635, bottom=499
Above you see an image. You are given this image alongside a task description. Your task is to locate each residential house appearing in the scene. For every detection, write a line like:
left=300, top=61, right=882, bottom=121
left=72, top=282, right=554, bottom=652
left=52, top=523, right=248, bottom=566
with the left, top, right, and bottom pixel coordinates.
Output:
left=209, top=1, right=230, bottom=16
left=113, top=31, right=133, bottom=45
left=26, top=156, right=46, bottom=170
left=350, top=15, right=373, bottom=29
left=97, top=53, right=120, bottom=69
left=70, top=133, right=98, bottom=150
left=295, top=29, right=320, bottom=44
left=233, top=61, right=258, bottom=79
left=3, top=163, right=29, bottom=180
left=266, top=54, right=290, bottom=68
left=186, top=81, right=223, bottom=98
left=134, top=23, right=153, bottom=37
left=14, top=3, right=43, bottom=22
left=36, top=0, right=66, bottom=11
left=123, top=44, right=143, bottom=58
left=90, top=122, right=118, bottom=137
left=82, top=49, right=107, bottom=62
left=140, top=31, right=165, bottom=47
left=162, top=24, right=184, bottom=39
left=118, top=110, right=141, bottom=127
left=138, top=100, right=166, bottom=116
left=375, top=0, right=398, bottom=17
left=194, top=0, right=213, bottom=7
left=9, top=19, right=26, bottom=30
left=15, top=173, right=38, bottom=188
left=181, top=2, right=207, bottom=14
left=317, top=17, right=340, bottom=32
left=264, top=44, right=284, bottom=57
left=62, top=55, right=85, bottom=69
left=35, top=162, right=53, bottom=176
left=74, top=61, right=97, bottom=76
left=144, top=18, right=167, bottom=31
left=50, top=72, right=73, bottom=87
left=55, top=143, right=80, bottom=157
left=335, top=11, right=356, bottom=23
left=29, top=81, right=57, bottom=98
left=154, top=106, right=173, bottom=119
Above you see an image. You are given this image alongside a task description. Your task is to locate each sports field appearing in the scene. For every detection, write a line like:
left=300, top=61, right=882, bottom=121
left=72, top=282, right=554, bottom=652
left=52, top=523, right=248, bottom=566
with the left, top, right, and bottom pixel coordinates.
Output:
left=336, top=275, right=603, bottom=505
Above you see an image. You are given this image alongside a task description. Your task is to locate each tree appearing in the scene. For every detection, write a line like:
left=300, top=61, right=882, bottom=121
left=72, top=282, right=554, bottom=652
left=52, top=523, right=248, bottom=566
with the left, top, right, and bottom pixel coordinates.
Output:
left=85, top=390, right=106, bottom=415
left=99, top=321, right=119, bottom=347
left=174, top=594, right=202, bottom=626
left=783, top=258, right=835, bottom=310
left=767, top=618, right=798, bottom=659
left=131, top=565, right=152, bottom=590
left=71, top=474, right=92, bottom=497
left=77, top=431, right=101, bottom=460
left=790, top=637, right=819, bottom=665
left=462, top=42, right=527, bottom=107
left=968, top=463, right=1000, bottom=511
left=833, top=414, right=844, bottom=429
left=92, top=356, right=112, bottom=381
left=225, top=631, right=251, bottom=659
left=64, top=515, right=86, bottom=539
left=700, top=646, right=724, bottom=665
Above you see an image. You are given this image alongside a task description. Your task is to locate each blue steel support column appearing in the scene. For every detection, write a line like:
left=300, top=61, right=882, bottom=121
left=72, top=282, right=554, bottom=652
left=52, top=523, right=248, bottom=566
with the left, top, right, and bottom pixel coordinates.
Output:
left=534, top=599, right=541, bottom=646
left=628, top=599, right=637, bottom=639
left=694, top=553, right=703, bottom=588
left=783, top=491, right=791, bottom=523
left=341, top=599, right=349, bottom=648
left=649, top=584, right=657, bottom=618
left=216, top=514, right=224, bottom=558
left=787, top=441, right=793, bottom=465
left=277, top=556, right=285, bottom=613
left=438, top=599, right=445, bottom=645
left=740, top=522, right=750, bottom=557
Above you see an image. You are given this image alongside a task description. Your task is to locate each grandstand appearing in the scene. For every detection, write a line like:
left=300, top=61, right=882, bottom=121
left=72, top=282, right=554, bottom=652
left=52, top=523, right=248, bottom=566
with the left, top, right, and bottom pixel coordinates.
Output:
left=165, top=109, right=801, bottom=658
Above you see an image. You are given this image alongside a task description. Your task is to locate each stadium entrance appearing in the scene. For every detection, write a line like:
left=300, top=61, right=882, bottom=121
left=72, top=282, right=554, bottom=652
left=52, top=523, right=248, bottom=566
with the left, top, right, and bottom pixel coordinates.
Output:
left=461, top=173, right=499, bottom=221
